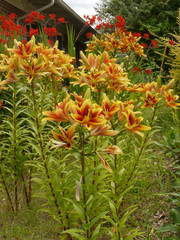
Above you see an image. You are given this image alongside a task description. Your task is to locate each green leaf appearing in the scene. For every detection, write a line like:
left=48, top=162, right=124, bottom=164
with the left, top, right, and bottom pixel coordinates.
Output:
left=117, top=207, right=137, bottom=232
left=73, top=203, right=85, bottom=221
left=62, top=229, right=86, bottom=239
left=157, top=224, right=180, bottom=233
left=124, top=230, right=144, bottom=240
left=29, top=142, right=42, bottom=156
left=109, top=200, right=117, bottom=217
left=90, top=211, right=108, bottom=227
left=171, top=207, right=180, bottom=224
left=91, top=223, right=108, bottom=240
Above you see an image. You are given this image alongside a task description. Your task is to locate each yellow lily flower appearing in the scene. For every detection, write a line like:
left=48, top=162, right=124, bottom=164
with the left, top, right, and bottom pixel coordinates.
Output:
left=8, top=38, right=36, bottom=59
left=123, top=109, right=151, bottom=137
left=164, top=90, right=180, bottom=109
left=141, top=91, right=161, bottom=108
left=50, top=124, right=77, bottom=150
left=70, top=99, right=106, bottom=129
left=90, top=124, right=119, bottom=136
left=101, top=95, right=119, bottom=120
left=43, top=95, right=71, bottom=122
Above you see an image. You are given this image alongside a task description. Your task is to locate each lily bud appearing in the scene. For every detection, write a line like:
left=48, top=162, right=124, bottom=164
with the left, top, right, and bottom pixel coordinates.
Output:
left=84, top=88, right=91, bottom=99
left=165, top=79, right=175, bottom=91
left=157, top=76, right=161, bottom=89
left=80, top=51, right=91, bottom=68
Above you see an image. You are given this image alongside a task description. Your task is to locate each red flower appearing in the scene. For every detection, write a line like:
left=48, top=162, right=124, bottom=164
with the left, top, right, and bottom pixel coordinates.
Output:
left=86, top=32, right=92, bottom=38
left=133, top=32, right=141, bottom=38
left=132, top=67, right=141, bottom=73
left=25, top=16, right=34, bottom=23
left=0, top=16, right=5, bottom=21
left=95, top=24, right=102, bottom=30
left=145, top=69, right=151, bottom=74
left=143, top=33, right=149, bottom=39
left=141, top=43, right=148, bottom=48
left=58, top=17, right=65, bottom=23
left=48, top=39, right=54, bottom=46
left=28, top=28, right=39, bottom=37
left=0, top=38, right=2, bottom=43
left=115, top=15, right=125, bottom=30
left=0, top=101, right=3, bottom=110
left=8, top=13, right=17, bottom=20
left=169, top=40, right=174, bottom=45
left=37, top=14, right=45, bottom=21
left=49, top=13, right=56, bottom=19
left=22, top=39, right=27, bottom=44
left=43, top=27, right=58, bottom=37
left=151, top=40, right=158, bottom=48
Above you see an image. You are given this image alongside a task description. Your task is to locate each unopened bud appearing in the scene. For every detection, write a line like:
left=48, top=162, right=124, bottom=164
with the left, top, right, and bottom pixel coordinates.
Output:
left=157, top=76, right=161, bottom=89
left=135, top=102, right=141, bottom=109
left=84, top=88, right=91, bottom=99
left=165, top=79, right=174, bottom=91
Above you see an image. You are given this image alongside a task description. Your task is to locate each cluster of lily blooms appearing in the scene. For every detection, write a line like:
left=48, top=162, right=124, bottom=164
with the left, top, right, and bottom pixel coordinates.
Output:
left=0, top=36, right=179, bottom=153
left=0, top=11, right=179, bottom=157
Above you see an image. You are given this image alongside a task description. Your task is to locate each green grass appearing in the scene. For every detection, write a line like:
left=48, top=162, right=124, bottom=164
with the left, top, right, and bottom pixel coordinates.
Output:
left=0, top=200, right=62, bottom=240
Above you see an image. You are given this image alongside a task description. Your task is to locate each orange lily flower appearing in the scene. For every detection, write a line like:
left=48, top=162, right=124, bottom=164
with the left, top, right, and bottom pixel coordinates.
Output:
left=70, top=99, right=106, bottom=129
left=43, top=94, right=71, bottom=122
left=0, top=53, right=22, bottom=73
left=8, top=38, right=36, bottom=59
left=72, top=68, right=106, bottom=90
left=164, top=91, right=180, bottom=109
left=101, top=145, right=123, bottom=155
left=2, top=70, right=19, bottom=85
left=0, top=79, right=8, bottom=90
left=18, top=57, right=46, bottom=83
left=123, top=109, right=151, bottom=137
left=138, top=82, right=155, bottom=93
left=127, top=84, right=141, bottom=93
left=72, top=92, right=84, bottom=107
left=141, top=91, right=161, bottom=108
left=80, top=51, right=101, bottom=70
left=117, top=101, right=135, bottom=121
left=103, top=62, right=130, bottom=93
left=101, top=95, right=119, bottom=120
left=50, top=124, right=77, bottom=150
left=90, top=123, right=119, bottom=136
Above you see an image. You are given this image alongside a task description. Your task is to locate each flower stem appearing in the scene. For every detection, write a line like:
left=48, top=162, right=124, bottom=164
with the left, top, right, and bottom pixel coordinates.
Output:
left=113, top=135, right=121, bottom=240
left=0, top=166, right=14, bottom=212
left=31, top=80, right=64, bottom=227
left=79, top=127, right=90, bottom=239
left=12, top=82, right=18, bottom=212
left=124, top=106, right=157, bottom=189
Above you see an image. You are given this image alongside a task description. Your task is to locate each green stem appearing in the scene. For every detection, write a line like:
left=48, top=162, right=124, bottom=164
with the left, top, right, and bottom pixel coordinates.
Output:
left=31, top=80, right=64, bottom=227
left=21, top=172, right=29, bottom=207
left=79, top=127, right=90, bottom=239
left=124, top=106, right=157, bottom=189
left=0, top=166, right=14, bottom=212
left=113, top=135, right=121, bottom=240
left=13, top=82, right=18, bottom=212
left=28, top=166, right=33, bottom=204
left=51, top=76, right=58, bottom=106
